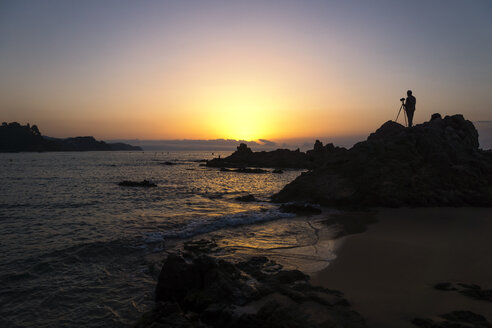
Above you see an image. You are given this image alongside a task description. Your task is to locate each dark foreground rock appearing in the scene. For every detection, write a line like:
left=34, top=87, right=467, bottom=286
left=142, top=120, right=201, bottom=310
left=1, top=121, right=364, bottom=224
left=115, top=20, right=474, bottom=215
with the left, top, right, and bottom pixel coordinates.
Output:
left=279, top=202, right=322, bottom=215
left=136, top=240, right=367, bottom=328
left=273, top=114, right=492, bottom=207
left=434, top=282, right=492, bottom=302
left=118, top=180, right=157, bottom=187
left=412, top=311, right=492, bottom=328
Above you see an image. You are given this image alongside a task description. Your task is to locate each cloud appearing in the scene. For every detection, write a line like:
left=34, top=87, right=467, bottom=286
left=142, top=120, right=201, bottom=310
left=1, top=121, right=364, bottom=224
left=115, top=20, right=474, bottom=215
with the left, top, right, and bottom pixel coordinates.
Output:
left=258, top=139, right=277, bottom=147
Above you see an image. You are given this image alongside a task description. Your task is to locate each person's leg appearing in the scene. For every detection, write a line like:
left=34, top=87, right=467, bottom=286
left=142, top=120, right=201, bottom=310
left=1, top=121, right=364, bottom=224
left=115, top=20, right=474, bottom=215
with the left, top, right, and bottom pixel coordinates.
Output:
left=407, top=110, right=414, bottom=127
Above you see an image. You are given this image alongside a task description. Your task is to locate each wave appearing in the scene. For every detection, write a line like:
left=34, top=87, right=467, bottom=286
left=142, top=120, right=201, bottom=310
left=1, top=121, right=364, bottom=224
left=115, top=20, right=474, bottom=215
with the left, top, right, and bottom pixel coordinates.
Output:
left=143, top=208, right=295, bottom=242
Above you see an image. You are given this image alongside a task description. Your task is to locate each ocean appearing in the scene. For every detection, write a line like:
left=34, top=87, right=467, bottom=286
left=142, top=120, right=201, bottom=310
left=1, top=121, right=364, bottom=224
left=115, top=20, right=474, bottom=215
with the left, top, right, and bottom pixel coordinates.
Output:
left=0, top=151, right=334, bottom=327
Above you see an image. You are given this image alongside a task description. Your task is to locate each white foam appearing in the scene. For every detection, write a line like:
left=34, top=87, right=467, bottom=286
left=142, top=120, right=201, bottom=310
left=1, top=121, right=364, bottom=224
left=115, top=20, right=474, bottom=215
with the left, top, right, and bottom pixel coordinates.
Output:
left=143, top=209, right=295, bottom=241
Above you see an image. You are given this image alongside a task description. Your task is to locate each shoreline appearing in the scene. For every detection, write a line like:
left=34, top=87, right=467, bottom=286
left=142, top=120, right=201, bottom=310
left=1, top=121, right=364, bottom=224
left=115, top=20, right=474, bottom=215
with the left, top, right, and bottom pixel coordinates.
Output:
left=310, top=208, right=492, bottom=328
left=137, top=207, right=492, bottom=327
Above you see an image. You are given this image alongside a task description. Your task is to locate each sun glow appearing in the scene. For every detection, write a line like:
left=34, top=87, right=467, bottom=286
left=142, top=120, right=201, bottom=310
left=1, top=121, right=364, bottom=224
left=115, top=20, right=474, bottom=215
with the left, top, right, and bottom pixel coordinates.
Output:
left=190, top=84, right=289, bottom=141
left=214, top=99, right=273, bottom=141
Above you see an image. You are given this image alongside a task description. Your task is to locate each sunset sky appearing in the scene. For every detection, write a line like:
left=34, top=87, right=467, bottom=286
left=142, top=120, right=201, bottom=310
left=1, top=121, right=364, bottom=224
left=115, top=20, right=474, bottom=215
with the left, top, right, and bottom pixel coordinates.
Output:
left=1, top=0, right=491, bottom=142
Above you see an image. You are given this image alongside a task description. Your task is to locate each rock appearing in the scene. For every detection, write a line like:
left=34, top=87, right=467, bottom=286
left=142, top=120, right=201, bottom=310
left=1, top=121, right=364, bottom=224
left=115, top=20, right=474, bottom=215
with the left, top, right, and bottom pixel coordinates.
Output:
left=273, top=270, right=309, bottom=284
left=138, top=239, right=368, bottom=328
left=273, top=114, right=492, bottom=207
left=118, top=180, right=157, bottom=187
left=431, top=113, right=442, bottom=121
left=272, top=169, right=284, bottom=174
left=434, top=282, right=492, bottom=302
left=434, top=282, right=457, bottom=291
left=162, top=161, right=177, bottom=165
left=306, top=140, right=347, bottom=166
left=207, top=143, right=314, bottom=169
left=442, top=311, right=490, bottom=325
left=235, top=194, right=256, bottom=202
left=412, top=310, right=492, bottom=328
left=279, top=203, right=322, bottom=215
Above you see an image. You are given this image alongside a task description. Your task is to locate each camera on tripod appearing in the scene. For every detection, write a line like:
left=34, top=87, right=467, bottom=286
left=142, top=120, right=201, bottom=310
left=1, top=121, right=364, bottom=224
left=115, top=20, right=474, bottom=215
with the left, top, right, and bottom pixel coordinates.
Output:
left=395, top=98, right=407, bottom=126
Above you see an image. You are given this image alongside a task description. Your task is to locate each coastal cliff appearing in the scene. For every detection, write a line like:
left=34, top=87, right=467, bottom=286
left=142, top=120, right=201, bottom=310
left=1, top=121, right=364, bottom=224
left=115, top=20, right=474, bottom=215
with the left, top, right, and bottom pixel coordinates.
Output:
left=272, top=114, right=492, bottom=206
left=0, top=122, right=141, bottom=152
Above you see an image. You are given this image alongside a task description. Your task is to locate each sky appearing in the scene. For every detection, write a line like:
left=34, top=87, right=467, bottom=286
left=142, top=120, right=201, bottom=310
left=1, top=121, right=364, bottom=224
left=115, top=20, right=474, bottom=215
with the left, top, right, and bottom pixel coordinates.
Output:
left=1, top=0, right=491, bottom=144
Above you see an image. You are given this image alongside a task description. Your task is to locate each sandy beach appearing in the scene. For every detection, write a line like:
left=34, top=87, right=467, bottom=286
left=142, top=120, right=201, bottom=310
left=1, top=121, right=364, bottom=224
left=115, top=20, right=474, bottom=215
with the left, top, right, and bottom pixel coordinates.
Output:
left=311, top=208, right=492, bottom=328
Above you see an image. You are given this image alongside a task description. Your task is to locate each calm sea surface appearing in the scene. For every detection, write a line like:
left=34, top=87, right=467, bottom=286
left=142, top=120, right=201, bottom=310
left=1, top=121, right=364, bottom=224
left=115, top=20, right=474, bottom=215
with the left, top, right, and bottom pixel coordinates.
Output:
left=0, top=151, right=309, bottom=327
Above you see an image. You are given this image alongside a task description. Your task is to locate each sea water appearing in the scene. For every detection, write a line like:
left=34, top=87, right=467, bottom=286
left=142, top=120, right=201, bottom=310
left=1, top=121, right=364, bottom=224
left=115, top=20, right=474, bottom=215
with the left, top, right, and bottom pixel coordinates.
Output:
left=0, top=151, right=318, bottom=327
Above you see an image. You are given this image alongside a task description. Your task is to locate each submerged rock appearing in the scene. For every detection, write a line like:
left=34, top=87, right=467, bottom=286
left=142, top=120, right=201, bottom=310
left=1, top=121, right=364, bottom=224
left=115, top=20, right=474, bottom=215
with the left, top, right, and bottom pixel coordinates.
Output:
left=235, top=194, right=256, bottom=202
left=117, top=180, right=157, bottom=187
left=136, top=240, right=367, bottom=328
left=273, top=114, right=492, bottom=207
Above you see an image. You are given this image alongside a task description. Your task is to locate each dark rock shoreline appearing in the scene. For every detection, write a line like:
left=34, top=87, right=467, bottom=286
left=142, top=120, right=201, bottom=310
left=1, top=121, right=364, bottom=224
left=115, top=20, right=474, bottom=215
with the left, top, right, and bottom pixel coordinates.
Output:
left=204, top=114, right=492, bottom=207
left=135, top=240, right=367, bottom=328
left=206, top=142, right=345, bottom=169
left=272, top=114, right=492, bottom=207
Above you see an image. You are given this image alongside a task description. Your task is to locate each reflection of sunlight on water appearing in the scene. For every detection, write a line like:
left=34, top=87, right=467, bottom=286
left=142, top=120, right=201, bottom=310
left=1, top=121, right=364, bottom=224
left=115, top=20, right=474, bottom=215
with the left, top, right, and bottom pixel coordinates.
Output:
left=209, top=215, right=339, bottom=274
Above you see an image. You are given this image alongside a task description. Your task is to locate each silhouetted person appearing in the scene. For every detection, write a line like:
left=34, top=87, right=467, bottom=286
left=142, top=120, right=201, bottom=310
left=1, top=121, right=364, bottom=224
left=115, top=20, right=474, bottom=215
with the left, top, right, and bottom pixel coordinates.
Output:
left=404, top=90, right=416, bottom=127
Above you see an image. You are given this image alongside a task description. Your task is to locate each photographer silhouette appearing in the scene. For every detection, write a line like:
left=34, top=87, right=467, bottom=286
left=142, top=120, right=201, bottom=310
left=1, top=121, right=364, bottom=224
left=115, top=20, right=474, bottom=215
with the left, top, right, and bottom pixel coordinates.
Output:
left=404, top=90, right=416, bottom=127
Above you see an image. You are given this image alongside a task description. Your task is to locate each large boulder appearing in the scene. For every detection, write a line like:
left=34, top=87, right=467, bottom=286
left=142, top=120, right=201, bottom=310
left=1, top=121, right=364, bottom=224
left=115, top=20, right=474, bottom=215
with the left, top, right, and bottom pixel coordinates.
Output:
left=272, top=114, right=492, bottom=207
left=137, top=240, right=367, bottom=328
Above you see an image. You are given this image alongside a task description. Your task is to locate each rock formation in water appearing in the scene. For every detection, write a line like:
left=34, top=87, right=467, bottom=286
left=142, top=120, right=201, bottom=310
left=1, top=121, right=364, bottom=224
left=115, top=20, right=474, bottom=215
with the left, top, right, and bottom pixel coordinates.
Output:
left=118, top=180, right=157, bottom=187
left=206, top=143, right=315, bottom=169
left=0, top=122, right=141, bottom=152
left=272, top=114, right=492, bottom=207
left=135, top=240, right=367, bottom=328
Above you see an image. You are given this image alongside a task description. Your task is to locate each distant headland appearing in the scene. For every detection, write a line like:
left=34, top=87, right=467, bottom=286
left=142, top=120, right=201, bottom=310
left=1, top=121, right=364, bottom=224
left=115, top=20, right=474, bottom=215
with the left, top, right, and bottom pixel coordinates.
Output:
left=0, top=122, right=142, bottom=152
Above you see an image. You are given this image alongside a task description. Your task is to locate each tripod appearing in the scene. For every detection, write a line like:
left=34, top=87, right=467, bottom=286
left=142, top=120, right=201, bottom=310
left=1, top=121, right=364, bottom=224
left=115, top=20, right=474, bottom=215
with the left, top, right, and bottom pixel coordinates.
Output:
left=395, top=100, right=407, bottom=127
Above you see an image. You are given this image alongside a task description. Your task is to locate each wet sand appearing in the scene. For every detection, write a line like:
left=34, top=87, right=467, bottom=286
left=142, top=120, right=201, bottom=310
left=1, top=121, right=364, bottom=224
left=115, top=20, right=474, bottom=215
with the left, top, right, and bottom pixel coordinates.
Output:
left=311, top=208, right=492, bottom=328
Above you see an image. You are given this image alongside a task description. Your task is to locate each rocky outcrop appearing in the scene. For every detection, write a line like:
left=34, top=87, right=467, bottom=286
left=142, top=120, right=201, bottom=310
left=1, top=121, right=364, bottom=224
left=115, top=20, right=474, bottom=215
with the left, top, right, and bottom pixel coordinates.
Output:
left=272, top=114, right=492, bottom=207
left=0, top=122, right=141, bottom=152
left=206, top=143, right=314, bottom=169
left=118, top=180, right=157, bottom=187
left=306, top=140, right=348, bottom=167
left=412, top=311, right=492, bottom=328
left=136, top=240, right=367, bottom=328
left=434, top=282, right=492, bottom=302
left=235, top=194, right=256, bottom=202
